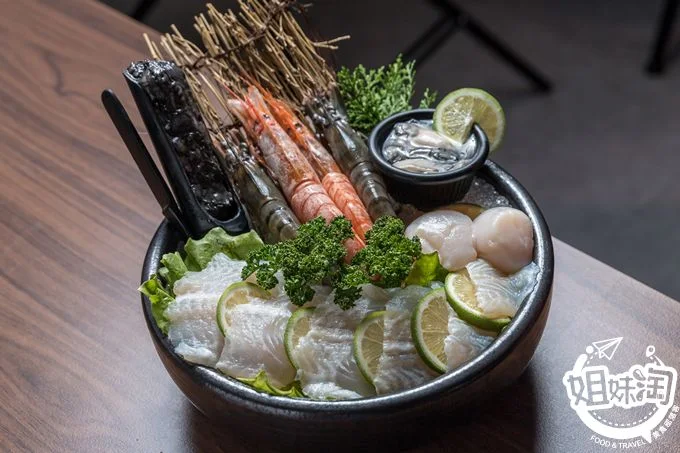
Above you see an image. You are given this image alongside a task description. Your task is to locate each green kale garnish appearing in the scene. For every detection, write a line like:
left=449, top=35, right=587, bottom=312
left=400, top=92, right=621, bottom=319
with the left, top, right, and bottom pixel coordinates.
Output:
left=242, top=216, right=422, bottom=310
left=337, top=55, right=438, bottom=134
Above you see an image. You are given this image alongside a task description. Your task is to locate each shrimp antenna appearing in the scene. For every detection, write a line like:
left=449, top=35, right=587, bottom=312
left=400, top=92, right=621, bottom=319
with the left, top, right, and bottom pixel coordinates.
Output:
left=220, top=79, right=243, bottom=100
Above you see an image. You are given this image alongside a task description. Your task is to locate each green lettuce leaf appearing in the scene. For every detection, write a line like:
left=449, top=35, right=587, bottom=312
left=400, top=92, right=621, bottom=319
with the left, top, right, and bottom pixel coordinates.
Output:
left=404, top=252, right=449, bottom=286
left=185, top=228, right=264, bottom=271
left=139, top=227, right=265, bottom=334
left=236, top=371, right=306, bottom=398
left=139, top=274, right=174, bottom=334
left=160, top=252, right=188, bottom=289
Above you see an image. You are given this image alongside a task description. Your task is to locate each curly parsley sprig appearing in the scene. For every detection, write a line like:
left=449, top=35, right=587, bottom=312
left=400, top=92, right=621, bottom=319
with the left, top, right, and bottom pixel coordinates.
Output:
left=242, top=216, right=422, bottom=309
left=242, top=217, right=352, bottom=306
left=335, top=216, right=422, bottom=309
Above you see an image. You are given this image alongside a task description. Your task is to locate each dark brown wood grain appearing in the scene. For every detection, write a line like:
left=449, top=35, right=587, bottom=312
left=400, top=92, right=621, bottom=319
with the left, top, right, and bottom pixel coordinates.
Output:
left=1, top=1, right=679, bottom=452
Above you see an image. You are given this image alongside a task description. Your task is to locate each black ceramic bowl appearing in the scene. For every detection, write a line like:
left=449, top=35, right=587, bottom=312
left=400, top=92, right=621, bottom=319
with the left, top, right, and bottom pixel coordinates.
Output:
left=368, top=109, right=490, bottom=210
left=141, top=161, right=553, bottom=450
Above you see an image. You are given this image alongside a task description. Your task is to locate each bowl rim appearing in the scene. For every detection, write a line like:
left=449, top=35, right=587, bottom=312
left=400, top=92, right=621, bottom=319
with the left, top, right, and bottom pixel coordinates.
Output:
left=140, top=160, right=554, bottom=414
left=367, top=108, right=490, bottom=183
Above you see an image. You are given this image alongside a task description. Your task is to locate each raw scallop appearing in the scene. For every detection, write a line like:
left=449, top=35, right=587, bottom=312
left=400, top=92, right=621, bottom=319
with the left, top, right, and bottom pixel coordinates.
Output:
left=472, top=207, right=534, bottom=274
left=405, top=210, right=477, bottom=271
left=166, top=253, right=244, bottom=366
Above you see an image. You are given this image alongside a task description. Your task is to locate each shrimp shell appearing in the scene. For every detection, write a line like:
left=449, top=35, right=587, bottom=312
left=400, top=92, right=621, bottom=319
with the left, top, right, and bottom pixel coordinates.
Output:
left=263, top=94, right=373, bottom=240
left=220, top=142, right=300, bottom=243
left=227, top=88, right=321, bottom=196
left=228, top=86, right=365, bottom=255
left=310, top=96, right=396, bottom=221
left=322, top=173, right=373, bottom=240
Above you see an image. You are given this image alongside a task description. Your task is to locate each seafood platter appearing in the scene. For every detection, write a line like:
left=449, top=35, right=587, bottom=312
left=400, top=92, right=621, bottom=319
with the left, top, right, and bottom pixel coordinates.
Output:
left=102, top=0, right=553, bottom=447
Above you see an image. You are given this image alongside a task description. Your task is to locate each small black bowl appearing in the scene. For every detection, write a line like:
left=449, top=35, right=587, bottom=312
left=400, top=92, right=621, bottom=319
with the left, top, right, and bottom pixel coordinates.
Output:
left=140, top=162, right=553, bottom=450
left=368, top=109, right=490, bottom=209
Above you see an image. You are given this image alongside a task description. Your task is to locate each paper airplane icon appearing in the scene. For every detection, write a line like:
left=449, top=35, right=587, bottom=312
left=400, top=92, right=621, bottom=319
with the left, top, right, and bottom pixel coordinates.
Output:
left=592, top=337, right=622, bottom=361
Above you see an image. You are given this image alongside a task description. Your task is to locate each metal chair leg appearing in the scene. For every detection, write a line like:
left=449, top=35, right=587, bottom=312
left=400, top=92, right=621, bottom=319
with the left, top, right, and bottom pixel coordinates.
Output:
left=403, top=16, right=462, bottom=66
left=464, top=16, right=552, bottom=91
left=646, top=0, right=679, bottom=74
left=401, top=0, right=553, bottom=92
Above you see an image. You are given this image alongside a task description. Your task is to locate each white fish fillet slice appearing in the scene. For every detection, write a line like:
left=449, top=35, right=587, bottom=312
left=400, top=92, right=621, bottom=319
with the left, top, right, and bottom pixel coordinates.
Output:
left=166, top=253, right=245, bottom=367
left=374, top=286, right=439, bottom=395
left=445, top=312, right=496, bottom=370
left=215, top=290, right=296, bottom=388
left=465, top=259, right=539, bottom=318
left=301, top=383, right=364, bottom=400
left=293, top=288, right=384, bottom=400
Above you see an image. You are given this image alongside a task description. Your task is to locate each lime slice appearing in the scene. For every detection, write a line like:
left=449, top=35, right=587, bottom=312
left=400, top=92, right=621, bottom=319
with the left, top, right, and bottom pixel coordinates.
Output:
left=284, top=307, right=315, bottom=369
left=216, top=282, right=270, bottom=336
left=353, top=311, right=386, bottom=385
left=411, top=288, right=449, bottom=373
left=433, top=88, right=505, bottom=152
left=442, top=202, right=485, bottom=220
left=445, top=271, right=510, bottom=332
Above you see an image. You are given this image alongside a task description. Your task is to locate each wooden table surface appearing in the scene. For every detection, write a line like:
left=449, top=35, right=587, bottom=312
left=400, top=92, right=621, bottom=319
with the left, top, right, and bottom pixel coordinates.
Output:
left=2, top=1, right=680, bottom=452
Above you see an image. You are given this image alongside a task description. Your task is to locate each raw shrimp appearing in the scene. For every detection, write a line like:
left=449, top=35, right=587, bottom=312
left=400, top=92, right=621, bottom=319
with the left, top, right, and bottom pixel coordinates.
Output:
left=309, top=93, right=396, bottom=221
left=219, top=138, right=300, bottom=243
left=227, top=86, right=364, bottom=256
left=263, top=93, right=373, bottom=240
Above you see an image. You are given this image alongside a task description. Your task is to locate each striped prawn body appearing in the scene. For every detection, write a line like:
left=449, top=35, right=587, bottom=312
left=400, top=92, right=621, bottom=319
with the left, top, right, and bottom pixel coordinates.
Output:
left=322, top=173, right=372, bottom=240
left=309, top=95, right=396, bottom=222
left=227, top=86, right=364, bottom=256
left=263, top=93, right=373, bottom=241
left=221, top=145, right=300, bottom=244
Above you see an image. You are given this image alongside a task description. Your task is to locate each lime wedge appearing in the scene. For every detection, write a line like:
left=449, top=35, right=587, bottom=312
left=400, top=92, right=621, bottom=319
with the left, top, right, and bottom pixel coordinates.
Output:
left=433, top=88, right=505, bottom=152
left=353, top=311, right=386, bottom=385
left=445, top=271, right=510, bottom=332
left=284, top=307, right=315, bottom=369
left=442, top=202, right=485, bottom=220
left=216, top=282, right=270, bottom=336
left=411, top=288, right=449, bottom=373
